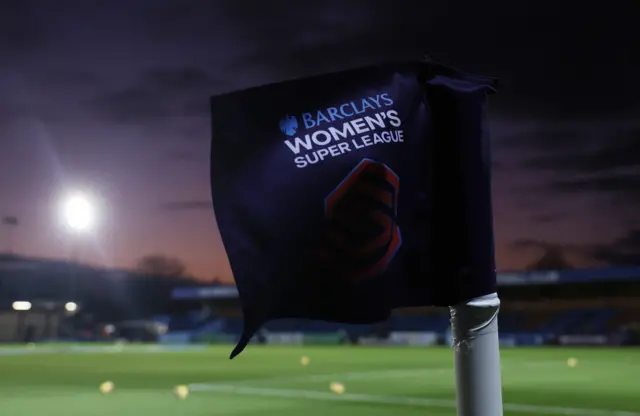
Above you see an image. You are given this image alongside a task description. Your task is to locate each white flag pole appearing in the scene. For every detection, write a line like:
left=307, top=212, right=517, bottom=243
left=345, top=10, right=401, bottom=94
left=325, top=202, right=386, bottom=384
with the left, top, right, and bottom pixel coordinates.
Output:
left=450, top=292, right=503, bottom=416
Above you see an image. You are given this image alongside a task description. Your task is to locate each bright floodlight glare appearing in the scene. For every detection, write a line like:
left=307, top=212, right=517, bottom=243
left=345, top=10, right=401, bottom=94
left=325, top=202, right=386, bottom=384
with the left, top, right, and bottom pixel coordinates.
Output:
left=65, top=302, right=78, bottom=312
left=62, top=193, right=96, bottom=232
left=12, top=301, right=32, bottom=311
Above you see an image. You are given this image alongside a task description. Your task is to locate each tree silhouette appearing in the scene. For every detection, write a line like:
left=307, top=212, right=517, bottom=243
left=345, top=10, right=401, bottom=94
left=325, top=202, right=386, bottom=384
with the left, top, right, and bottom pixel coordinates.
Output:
left=525, top=245, right=573, bottom=271
left=136, top=254, right=188, bottom=277
left=589, top=229, right=640, bottom=266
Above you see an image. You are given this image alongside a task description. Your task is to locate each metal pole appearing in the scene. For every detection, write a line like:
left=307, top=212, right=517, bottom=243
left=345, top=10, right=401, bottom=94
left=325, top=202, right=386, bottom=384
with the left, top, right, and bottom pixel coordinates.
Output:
left=2, top=217, right=18, bottom=254
left=7, top=224, right=14, bottom=254
left=450, top=292, right=503, bottom=416
left=69, top=243, right=78, bottom=300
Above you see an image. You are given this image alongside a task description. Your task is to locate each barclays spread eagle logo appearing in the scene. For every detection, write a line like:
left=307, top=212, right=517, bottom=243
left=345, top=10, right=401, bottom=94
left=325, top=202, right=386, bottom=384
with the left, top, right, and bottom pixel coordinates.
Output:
left=279, top=114, right=298, bottom=136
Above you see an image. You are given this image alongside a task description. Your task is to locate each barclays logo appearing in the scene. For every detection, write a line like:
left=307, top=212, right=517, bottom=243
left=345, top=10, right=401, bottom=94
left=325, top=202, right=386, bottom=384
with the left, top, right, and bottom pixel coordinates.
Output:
left=279, top=94, right=394, bottom=137
left=279, top=114, right=298, bottom=137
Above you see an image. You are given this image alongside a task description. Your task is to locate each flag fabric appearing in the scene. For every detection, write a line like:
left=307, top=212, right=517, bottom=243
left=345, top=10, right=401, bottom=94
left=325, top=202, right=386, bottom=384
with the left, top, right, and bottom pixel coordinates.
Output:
left=210, top=59, right=498, bottom=358
left=2, top=216, right=18, bottom=226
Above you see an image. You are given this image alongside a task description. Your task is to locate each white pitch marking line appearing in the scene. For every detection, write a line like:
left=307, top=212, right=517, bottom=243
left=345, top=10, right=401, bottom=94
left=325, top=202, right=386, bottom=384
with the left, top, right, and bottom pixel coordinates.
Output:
left=220, top=368, right=451, bottom=385
left=195, top=359, right=556, bottom=387
left=188, top=384, right=640, bottom=416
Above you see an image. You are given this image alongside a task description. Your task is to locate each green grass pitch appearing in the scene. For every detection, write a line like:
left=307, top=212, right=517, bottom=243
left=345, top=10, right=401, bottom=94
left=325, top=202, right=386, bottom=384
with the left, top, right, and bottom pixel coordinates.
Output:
left=0, top=344, right=638, bottom=415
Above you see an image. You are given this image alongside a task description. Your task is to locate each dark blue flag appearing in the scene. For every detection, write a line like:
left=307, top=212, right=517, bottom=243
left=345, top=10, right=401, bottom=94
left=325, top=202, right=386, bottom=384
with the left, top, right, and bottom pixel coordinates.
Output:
left=210, top=60, right=498, bottom=358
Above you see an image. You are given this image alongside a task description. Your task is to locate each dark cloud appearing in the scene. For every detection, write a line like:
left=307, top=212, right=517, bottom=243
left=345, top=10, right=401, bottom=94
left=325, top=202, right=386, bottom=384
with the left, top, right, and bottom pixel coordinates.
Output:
left=145, top=0, right=417, bottom=47
left=0, top=100, right=67, bottom=126
left=136, top=1, right=468, bottom=83
left=510, top=238, right=589, bottom=254
left=483, top=2, right=640, bottom=119
left=0, top=99, right=67, bottom=126
left=141, top=1, right=639, bottom=120
left=520, top=125, right=640, bottom=204
left=510, top=239, right=555, bottom=251
left=0, top=102, right=28, bottom=126
left=142, top=1, right=433, bottom=89
left=138, top=1, right=220, bottom=40
left=550, top=174, right=640, bottom=200
left=92, top=87, right=162, bottom=122
left=0, top=1, right=44, bottom=59
left=527, top=127, right=640, bottom=173
left=530, top=213, right=559, bottom=224
left=499, top=124, right=587, bottom=152
left=217, top=2, right=435, bottom=74
left=165, top=150, right=200, bottom=163
left=160, top=200, right=212, bottom=211
left=27, top=69, right=104, bottom=89
left=588, top=229, right=640, bottom=266
left=90, top=67, right=218, bottom=124
left=490, top=160, right=507, bottom=172
left=0, top=67, right=103, bottom=128
left=143, top=68, right=213, bottom=91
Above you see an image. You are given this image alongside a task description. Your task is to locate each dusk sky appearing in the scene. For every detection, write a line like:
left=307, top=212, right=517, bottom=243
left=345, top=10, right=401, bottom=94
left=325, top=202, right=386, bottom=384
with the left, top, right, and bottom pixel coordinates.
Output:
left=1, top=1, right=639, bottom=281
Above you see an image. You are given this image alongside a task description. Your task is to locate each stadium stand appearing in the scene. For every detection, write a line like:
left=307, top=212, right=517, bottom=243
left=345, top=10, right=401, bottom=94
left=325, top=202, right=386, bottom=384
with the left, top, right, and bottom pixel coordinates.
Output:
left=163, top=268, right=640, bottom=347
left=0, top=312, right=17, bottom=342
left=1, top=255, right=640, bottom=346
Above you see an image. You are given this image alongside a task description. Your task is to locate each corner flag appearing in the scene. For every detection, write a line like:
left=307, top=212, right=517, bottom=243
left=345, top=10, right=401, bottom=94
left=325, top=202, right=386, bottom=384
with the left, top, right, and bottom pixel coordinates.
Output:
left=211, top=59, right=498, bottom=354
left=210, top=58, right=503, bottom=415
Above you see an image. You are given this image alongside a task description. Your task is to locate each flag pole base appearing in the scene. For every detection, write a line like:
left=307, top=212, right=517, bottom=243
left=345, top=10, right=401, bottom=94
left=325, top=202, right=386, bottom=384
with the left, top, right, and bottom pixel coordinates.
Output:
left=449, top=292, right=503, bottom=416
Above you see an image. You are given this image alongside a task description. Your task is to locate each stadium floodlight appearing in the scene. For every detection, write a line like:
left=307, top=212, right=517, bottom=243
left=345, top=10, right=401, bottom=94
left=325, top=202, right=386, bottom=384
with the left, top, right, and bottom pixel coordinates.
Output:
left=12, top=301, right=32, bottom=311
left=64, top=302, right=78, bottom=313
left=60, top=192, right=96, bottom=233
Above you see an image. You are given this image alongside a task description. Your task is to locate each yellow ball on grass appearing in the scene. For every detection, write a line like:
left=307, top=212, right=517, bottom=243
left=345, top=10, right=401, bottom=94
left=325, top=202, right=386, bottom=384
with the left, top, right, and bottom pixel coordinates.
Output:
left=99, top=381, right=114, bottom=395
left=330, top=382, right=345, bottom=394
left=173, top=385, right=190, bottom=400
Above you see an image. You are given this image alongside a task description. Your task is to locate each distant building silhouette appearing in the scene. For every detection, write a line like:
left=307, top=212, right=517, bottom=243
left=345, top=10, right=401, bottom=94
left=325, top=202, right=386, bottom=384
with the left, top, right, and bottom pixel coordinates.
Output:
left=0, top=254, right=200, bottom=321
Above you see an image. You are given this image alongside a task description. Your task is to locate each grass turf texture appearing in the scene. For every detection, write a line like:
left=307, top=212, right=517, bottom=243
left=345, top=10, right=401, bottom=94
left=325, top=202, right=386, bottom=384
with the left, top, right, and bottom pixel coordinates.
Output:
left=0, top=345, right=638, bottom=415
